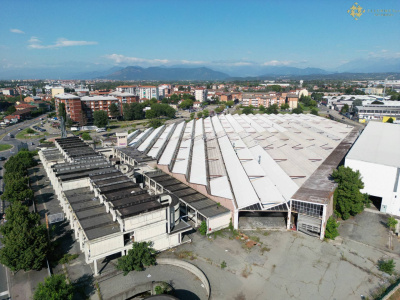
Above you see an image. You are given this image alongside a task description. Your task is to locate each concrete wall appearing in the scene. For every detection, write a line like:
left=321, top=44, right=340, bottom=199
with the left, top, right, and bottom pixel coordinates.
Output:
left=62, top=177, right=90, bottom=191
left=124, top=210, right=166, bottom=232
left=89, top=234, right=124, bottom=259
left=209, top=212, right=231, bottom=232
left=345, top=158, right=399, bottom=215
left=135, top=221, right=167, bottom=242
left=157, top=258, right=210, bottom=299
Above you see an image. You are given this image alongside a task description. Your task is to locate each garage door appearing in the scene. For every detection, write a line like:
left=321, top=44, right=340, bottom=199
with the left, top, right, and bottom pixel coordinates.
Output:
left=297, top=214, right=321, bottom=237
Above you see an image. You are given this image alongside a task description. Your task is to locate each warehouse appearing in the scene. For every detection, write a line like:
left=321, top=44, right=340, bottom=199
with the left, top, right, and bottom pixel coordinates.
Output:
left=40, top=137, right=192, bottom=276
left=345, top=122, right=400, bottom=216
left=113, top=114, right=358, bottom=238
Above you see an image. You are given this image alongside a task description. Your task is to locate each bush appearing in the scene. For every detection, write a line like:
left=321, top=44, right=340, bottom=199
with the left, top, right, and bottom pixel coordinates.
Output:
left=34, top=274, right=74, bottom=300
left=378, top=259, right=395, bottom=275
left=26, top=128, right=36, bottom=134
left=199, top=221, right=207, bottom=236
left=221, top=261, right=227, bottom=269
left=325, top=216, right=339, bottom=240
left=81, top=132, right=91, bottom=140
left=387, top=217, right=398, bottom=230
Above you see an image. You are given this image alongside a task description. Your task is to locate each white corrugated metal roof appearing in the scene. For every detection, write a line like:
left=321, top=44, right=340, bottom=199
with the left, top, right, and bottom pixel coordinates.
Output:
left=346, top=122, right=400, bottom=168
left=148, top=124, right=175, bottom=158
left=138, top=125, right=165, bottom=152
left=129, top=127, right=152, bottom=147
left=158, top=122, right=185, bottom=166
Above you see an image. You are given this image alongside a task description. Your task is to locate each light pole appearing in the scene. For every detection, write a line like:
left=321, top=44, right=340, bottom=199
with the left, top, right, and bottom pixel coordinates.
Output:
left=383, top=75, right=395, bottom=98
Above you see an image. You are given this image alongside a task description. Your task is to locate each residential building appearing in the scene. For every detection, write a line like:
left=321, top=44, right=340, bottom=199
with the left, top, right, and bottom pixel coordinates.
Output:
left=286, top=93, right=299, bottom=109
left=55, top=93, right=83, bottom=124
left=51, top=87, right=65, bottom=98
left=220, top=93, right=233, bottom=102
left=81, top=95, right=120, bottom=119
left=24, top=96, right=41, bottom=103
left=195, top=88, right=208, bottom=102
left=109, top=92, right=139, bottom=113
left=138, top=86, right=158, bottom=100
left=1, top=88, right=16, bottom=96
left=15, top=103, right=36, bottom=111
left=116, top=85, right=138, bottom=95
left=193, top=101, right=201, bottom=108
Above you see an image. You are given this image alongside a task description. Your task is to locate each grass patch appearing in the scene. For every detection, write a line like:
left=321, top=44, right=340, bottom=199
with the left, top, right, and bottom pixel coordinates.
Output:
left=16, top=128, right=47, bottom=140
left=249, top=236, right=260, bottom=243
left=59, top=253, right=79, bottom=265
left=176, top=250, right=197, bottom=260
left=260, top=247, right=271, bottom=255
left=0, top=144, right=12, bottom=151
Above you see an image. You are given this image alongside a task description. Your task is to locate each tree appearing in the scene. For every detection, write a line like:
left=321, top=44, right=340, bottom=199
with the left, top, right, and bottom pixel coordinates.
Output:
left=386, top=117, right=394, bottom=124
left=341, top=104, right=349, bottom=114
left=311, top=108, right=319, bottom=116
left=352, top=99, right=362, bottom=107
left=325, top=217, right=339, bottom=240
left=145, top=109, right=156, bottom=119
left=197, top=112, right=203, bottom=118
left=203, top=109, right=209, bottom=118
left=299, top=95, right=312, bottom=107
left=5, top=106, right=16, bottom=116
left=58, top=103, right=66, bottom=121
left=292, top=107, right=303, bottom=114
left=199, top=221, right=207, bottom=235
left=266, top=104, right=279, bottom=114
left=280, top=103, right=290, bottom=110
left=226, top=100, right=234, bottom=107
left=81, top=132, right=92, bottom=140
left=93, top=110, right=108, bottom=128
left=190, top=112, right=195, bottom=120
left=259, top=105, right=265, bottom=112
left=66, top=117, right=73, bottom=128
left=179, top=99, right=194, bottom=110
left=2, top=177, right=34, bottom=203
left=242, top=107, right=253, bottom=115
left=109, top=103, right=120, bottom=118
left=387, top=217, right=398, bottom=231
left=26, top=128, right=36, bottom=134
left=116, top=242, right=156, bottom=275
left=148, top=119, right=162, bottom=129
left=32, top=88, right=37, bottom=96
left=332, top=166, right=367, bottom=220
left=34, top=274, right=74, bottom=300
left=0, top=202, right=49, bottom=271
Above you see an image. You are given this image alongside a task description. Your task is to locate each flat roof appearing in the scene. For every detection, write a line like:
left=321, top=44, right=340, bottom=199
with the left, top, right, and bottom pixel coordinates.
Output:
left=346, top=122, right=400, bottom=168
left=146, top=170, right=230, bottom=218
left=292, top=127, right=359, bottom=204
left=64, top=187, right=121, bottom=240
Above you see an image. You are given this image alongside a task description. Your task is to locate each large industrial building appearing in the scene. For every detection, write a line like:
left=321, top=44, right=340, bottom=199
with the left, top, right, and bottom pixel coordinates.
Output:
left=114, top=113, right=359, bottom=238
left=345, top=122, right=400, bottom=216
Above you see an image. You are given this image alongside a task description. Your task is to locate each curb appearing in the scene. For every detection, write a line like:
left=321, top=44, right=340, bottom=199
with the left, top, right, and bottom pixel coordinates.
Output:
left=0, top=144, right=14, bottom=153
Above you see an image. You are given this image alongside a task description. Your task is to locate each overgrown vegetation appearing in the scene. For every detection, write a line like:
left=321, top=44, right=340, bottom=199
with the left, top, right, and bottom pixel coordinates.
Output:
left=325, top=216, right=340, bottom=240
left=378, top=259, right=396, bottom=275
left=33, top=274, right=74, bottom=300
left=332, top=166, right=369, bottom=220
left=116, top=242, right=156, bottom=275
left=199, top=221, right=207, bottom=235
left=387, top=217, right=398, bottom=231
left=221, top=260, right=227, bottom=269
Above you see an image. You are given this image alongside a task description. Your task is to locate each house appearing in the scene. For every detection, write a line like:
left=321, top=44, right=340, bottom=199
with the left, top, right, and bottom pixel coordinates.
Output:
left=193, top=101, right=201, bottom=108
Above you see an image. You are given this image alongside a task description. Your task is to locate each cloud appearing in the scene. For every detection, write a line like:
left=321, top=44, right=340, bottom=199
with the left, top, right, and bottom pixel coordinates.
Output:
left=10, top=28, right=25, bottom=34
left=262, top=60, right=293, bottom=66
left=104, top=54, right=170, bottom=65
left=28, top=37, right=97, bottom=49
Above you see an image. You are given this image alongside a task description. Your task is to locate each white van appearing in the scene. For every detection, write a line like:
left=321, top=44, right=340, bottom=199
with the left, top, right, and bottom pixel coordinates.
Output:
left=96, top=128, right=106, bottom=133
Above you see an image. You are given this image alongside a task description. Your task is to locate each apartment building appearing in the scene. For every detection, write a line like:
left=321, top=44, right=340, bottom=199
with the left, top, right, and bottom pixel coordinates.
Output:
left=55, top=93, right=83, bottom=124
left=51, top=87, right=65, bottom=98
left=81, top=95, right=120, bottom=119
left=138, top=86, right=158, bottom=100
left=116, top=85, right=138, bottom=95
left=195, top=88, right=208, bottom=102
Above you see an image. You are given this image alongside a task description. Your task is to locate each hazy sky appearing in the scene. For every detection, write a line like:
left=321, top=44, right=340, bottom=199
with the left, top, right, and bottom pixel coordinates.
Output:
left=1, top=0, right=399, bottom=71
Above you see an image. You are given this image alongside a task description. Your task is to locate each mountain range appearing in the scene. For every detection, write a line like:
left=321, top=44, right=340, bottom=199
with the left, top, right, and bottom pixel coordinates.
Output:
left=0, top=57, right=399, bottom=80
